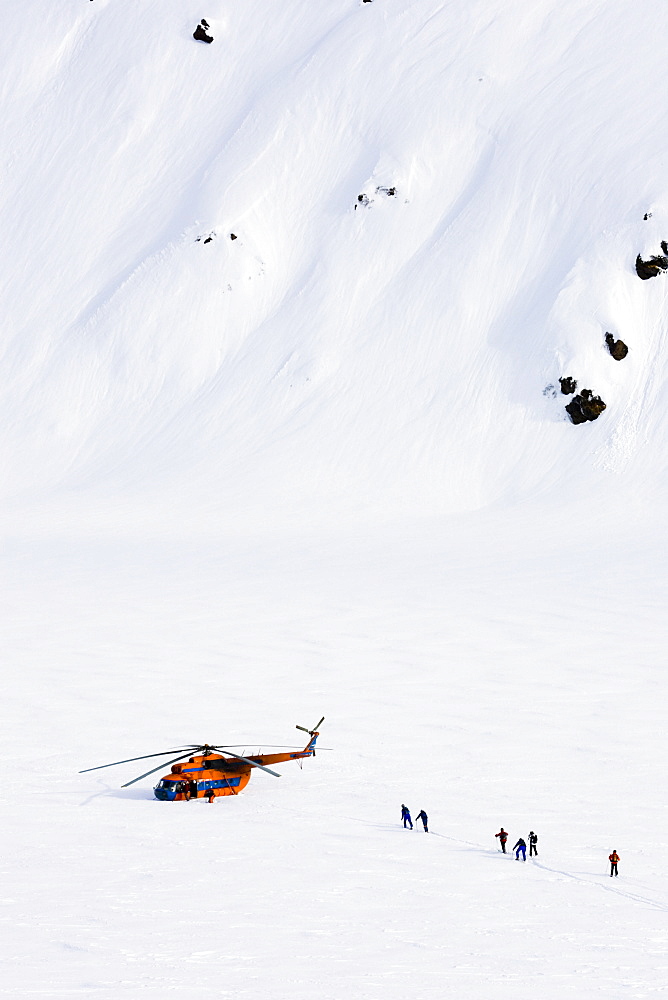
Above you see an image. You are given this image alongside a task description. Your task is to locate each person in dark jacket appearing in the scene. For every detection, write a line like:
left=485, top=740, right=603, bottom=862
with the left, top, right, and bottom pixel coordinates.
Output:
left=401, top=804, right=413, bottom=829
left=529, top=831, right=538, bottom=856
left=495, top=828, right=508, bottom=853
left=415, top=809, right=428, bottom=832
left=514, top=838, right=527, bottom=861
left=609, top=850, right=620, bottom=876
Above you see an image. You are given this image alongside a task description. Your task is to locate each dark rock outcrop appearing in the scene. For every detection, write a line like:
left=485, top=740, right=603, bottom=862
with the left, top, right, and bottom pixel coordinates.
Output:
left=565, top=389, right=606, bottom=424
left=355, top=188, right=396, bottom=209
left=559, top=376, right=577, bottom=395
left=605, top=332, right=628, bottom=361
left=636, top=253, right=668, bottom=280
left=193, top=21, right=213, bottom=42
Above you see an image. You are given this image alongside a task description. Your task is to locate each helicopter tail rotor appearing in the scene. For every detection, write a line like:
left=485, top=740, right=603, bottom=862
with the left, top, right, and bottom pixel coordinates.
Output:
left=296, top=717, right=324, bottom=756
left=296, top=716, right=324, bottom=737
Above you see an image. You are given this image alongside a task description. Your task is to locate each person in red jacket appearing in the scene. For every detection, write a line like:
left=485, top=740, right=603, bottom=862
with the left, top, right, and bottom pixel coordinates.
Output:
left=609, top=850, right=620, bottom=876
left=495, top=828, right=508, bottom=853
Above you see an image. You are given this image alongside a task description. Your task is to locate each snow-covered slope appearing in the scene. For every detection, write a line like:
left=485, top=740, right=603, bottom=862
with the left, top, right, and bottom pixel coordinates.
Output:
left=3, top=0, right=668, bottom=524
left=1, top=2, right=667, bottom=998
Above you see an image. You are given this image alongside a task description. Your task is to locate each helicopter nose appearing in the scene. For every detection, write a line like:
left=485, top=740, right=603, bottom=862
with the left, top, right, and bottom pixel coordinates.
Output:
left=154, top=785, right=175, bottom=801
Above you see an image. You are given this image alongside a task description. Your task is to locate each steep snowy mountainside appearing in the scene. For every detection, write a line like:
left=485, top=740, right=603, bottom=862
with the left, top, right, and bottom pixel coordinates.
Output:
left=2, top=0, right=668, bottom=528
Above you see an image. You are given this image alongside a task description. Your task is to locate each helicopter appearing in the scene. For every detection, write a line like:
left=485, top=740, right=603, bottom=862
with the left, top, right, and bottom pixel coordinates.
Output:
left=79, top=718, right=325, bottom=801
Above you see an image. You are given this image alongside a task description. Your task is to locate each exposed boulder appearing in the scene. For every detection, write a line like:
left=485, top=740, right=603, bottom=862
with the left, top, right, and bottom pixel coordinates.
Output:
left=559, top=376, right=577, bottom=395
left=605, top=333, right=628, bottom=361
left=193, top=21, right=213, bottom=43
left=636, top=252, right=668, bottom=280
left=355, top=187, right=396, bottom=209
left=565, top=389, right=606, bottom=424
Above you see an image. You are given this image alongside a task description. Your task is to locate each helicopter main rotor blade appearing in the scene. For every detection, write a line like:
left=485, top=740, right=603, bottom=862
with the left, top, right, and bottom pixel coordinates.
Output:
left=121, top=751, right=196, bottom=788
left=174, top=746, right=284, bottom=774
left=234, top=744, right=331, bottom=750
left=172, top=743, right=333, bottom=752
left=219, top=750, right=281, bottom=777
left=79, top=750, right=190, bottom=774
left=169, top=744, right=287, bottom=751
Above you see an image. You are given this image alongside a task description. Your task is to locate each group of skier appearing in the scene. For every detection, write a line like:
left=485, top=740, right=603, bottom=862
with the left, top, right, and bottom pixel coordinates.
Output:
left=399, top=813, right=620, bottom=876
left=495, top=827, right=621, bottom=875
left=495, top=827, right=538, bottom=860
left=401, top=804, right=428, bottom=832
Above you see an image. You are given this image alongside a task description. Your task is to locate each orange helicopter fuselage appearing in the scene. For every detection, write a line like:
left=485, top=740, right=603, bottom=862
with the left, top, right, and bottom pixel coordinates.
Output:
left=153, top=736, right=318, bottom=801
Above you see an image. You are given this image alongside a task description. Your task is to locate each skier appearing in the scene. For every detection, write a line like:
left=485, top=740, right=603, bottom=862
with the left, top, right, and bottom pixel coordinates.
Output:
left=495, top=828, right=509, bottom=853
left=609, top=850, right=620, bottom=877
left=514, top=837, right=527, bottom=861
left=529, top=831, right=538, bottom=857
left=401, top=804, right=413, bottom=829
left=415, top=809, right=428, bottom=833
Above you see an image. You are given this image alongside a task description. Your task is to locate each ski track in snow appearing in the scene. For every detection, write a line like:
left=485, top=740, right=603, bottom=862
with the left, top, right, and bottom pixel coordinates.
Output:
left=433, top=832, right=668, bottom=913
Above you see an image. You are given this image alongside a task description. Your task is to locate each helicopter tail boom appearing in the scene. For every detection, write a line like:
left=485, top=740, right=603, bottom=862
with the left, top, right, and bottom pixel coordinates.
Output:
left=242, top=719, right=324, bottom=768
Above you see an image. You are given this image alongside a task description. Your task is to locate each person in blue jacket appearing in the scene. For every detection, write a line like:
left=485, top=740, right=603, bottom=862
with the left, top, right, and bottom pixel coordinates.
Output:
left=514, top=837, right=527, bottom=861
left=401, top=804, right=413, bottom=829
left=415, top=809, right=428, bottom=832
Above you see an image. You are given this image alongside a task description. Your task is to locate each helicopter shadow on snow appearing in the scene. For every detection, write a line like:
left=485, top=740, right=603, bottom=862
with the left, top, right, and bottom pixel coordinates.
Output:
left=79, top=783, right=154, bottom=806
